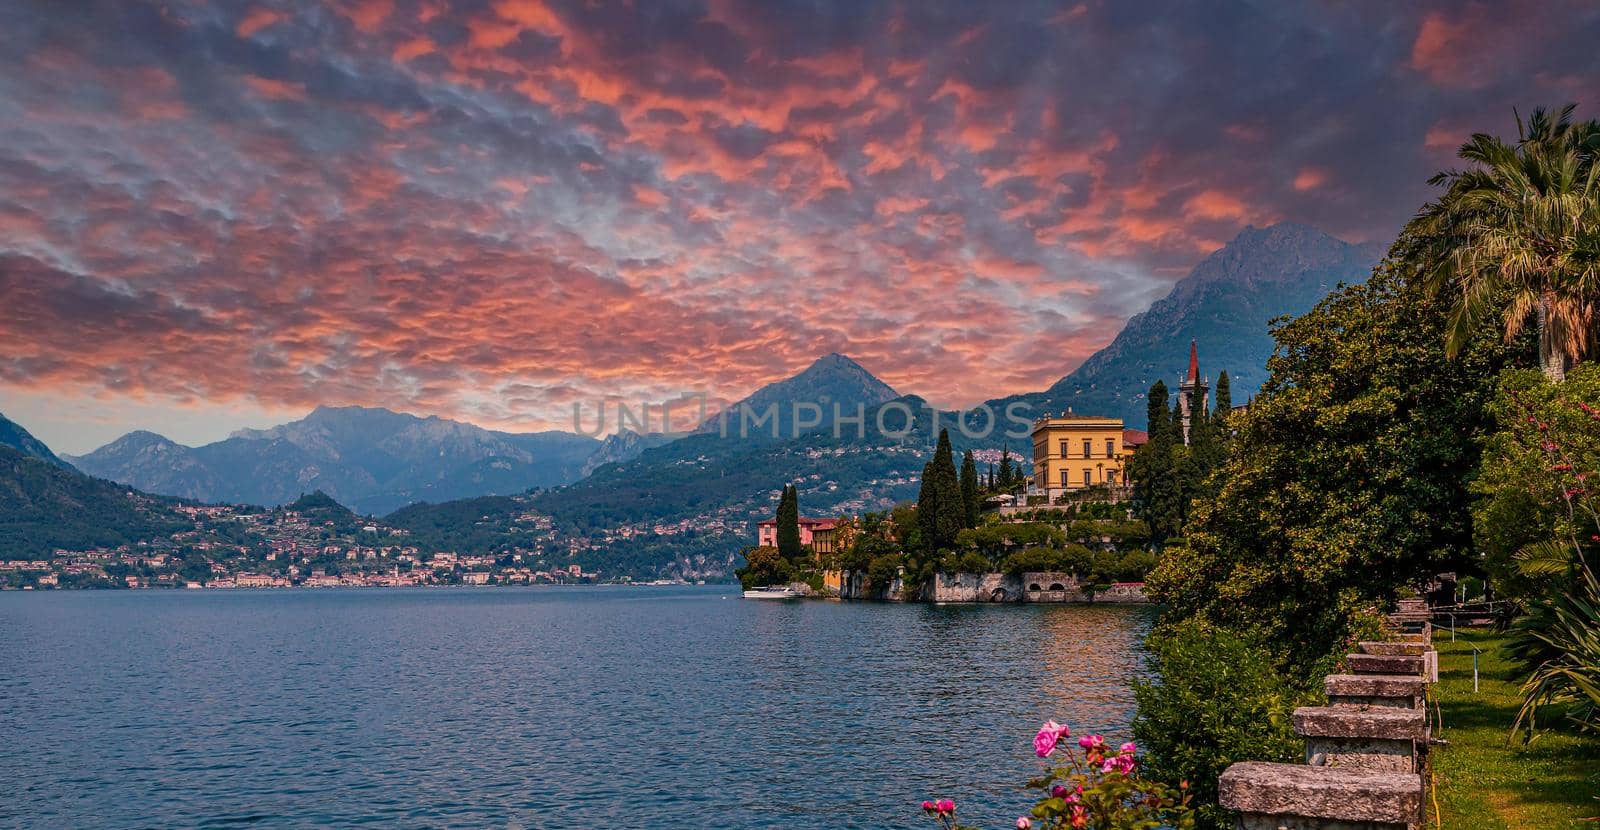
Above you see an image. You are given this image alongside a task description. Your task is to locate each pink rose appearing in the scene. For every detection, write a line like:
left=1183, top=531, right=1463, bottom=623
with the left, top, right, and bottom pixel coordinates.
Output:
left=921, top=800, right=935, bottom=812
left=1077, top=734, right=1105, bottom=751
left=1050, top=785, right=1069, bottom=799
left=938, top=799, right=955, bottom=815
left=1120, top=741, right=1137, bottom=754
left=1016, top=818, right=1032, bottom=829
left=1033, top=720, right=1068, bottom=757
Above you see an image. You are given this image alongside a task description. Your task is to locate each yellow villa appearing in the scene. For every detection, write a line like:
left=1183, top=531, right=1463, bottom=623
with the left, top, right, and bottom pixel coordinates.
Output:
left=1029, top=412, right=1144, bottom=500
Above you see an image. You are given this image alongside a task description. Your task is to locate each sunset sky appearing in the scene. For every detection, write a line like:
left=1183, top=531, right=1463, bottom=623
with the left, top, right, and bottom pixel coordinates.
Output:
left=2, top=0, right=1598, bottom=453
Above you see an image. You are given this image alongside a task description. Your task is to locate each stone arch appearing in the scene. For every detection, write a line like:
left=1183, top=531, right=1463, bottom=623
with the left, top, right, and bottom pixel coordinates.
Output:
left=989, top=587, right=1009, bottom=602
left=1048, top=583, right=1066, bottom=591
left=1028, top=583, right=1041, bottom=592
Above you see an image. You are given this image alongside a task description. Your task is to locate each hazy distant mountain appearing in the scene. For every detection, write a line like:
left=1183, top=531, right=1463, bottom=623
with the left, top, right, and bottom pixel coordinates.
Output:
left=68, top=406, right=601, bottom=514
left=580, top=429, right=676, bottom=477
left=0, top=412, right=72, bottom=470
left=700, top=353, right=900, bottom=436
left=985, top=222, right=1382, bottom=428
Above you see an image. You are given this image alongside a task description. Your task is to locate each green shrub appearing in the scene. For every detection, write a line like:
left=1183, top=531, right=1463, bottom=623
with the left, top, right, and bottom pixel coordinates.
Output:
left=951, top=551, right=992, bottom=575
left=1505, top=561, right=1600, bottom=738
left=1132, top=621, right=1311, bottom=829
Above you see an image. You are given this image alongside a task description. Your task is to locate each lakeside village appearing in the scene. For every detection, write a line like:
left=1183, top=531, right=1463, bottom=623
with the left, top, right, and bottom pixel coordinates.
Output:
left=738, top=343, right=1234, bottom=604
left=0, top=491, right=610, bottom=591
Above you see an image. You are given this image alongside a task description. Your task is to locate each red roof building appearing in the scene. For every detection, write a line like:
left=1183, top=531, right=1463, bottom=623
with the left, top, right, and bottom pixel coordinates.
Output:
left=755, top=516, right=840, bottom=553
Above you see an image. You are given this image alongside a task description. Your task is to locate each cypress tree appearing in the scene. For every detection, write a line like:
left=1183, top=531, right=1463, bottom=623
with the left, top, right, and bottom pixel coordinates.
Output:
left=1130, top=380, right=1186, bottom=545
left=916, top=460, right=939, bottom=554
left=959, top=449, right=979, bottom=528
left=998, top=448, right=1014, bottom=489
left=776, top=484, right=802, bottom=561
left=987, top=463, right=996, bottom=491
left=1213, top=371, right=1233, bottom=449
left=1145, top=381, right=1172, bottom=445
left=929, top=429, right=964, bottom=550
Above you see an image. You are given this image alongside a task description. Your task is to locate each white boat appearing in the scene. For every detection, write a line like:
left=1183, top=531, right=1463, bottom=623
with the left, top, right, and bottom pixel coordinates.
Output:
left=742, top=585, right=801, bottom=599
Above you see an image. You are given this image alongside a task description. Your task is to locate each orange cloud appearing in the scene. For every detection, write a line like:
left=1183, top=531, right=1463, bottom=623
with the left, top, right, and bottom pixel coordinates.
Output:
left=244, top=76, right=308, bottom=101
left=236, top=7, right=283, bottom=38
left=1292, top=167, right=1327, bottom=191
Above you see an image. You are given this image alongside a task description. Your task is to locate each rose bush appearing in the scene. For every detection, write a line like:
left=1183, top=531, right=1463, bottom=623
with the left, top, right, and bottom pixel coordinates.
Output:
left=922, top=720, right=1193, bottom=830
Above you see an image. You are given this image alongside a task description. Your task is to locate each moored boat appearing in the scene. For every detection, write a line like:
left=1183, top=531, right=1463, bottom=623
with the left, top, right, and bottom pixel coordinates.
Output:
left=741, top=585, right=800, bottom=599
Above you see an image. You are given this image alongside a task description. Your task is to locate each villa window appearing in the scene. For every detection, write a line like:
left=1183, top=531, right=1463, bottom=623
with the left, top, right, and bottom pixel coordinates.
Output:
left=1082, top=439, right=1092, bottom=458
left=1059, top=469, right=1069, bottom=487
left=1059, top=440, right=1068, bottom=458
left=1106, top=438, right=1115, bottom=457
left=1083, top=469, right=1091, bottom=486
left=1107, top=470, right=1118, bottom=485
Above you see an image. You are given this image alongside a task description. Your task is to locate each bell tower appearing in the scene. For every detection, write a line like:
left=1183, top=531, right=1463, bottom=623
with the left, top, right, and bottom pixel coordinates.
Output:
left=1177, top=340, right=1208, bottom=444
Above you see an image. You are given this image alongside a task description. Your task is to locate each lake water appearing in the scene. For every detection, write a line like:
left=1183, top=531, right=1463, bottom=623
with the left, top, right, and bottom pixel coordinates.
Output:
left=0, top=586, right=1155, bottom=829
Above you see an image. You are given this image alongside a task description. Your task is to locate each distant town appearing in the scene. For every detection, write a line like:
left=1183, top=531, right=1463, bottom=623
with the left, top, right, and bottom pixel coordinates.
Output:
left=0, top=494, right=653, bottom=591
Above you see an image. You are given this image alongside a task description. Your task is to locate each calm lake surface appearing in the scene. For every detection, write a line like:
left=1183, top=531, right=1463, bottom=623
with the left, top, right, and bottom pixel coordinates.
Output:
left=0, top=586, right=1155, bottom=829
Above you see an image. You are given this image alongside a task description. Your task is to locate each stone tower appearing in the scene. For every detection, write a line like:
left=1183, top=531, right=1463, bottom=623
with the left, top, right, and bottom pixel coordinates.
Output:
left=1178, top=340, right=1208, bottom=444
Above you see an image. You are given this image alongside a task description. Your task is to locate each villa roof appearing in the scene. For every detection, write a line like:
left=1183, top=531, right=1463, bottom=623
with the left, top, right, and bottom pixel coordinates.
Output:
left=1186, top=340, right=1199, bottom=383
left=756, top=517, right=839, bottom=529
left=1122, top=429, right=1149, bottom=447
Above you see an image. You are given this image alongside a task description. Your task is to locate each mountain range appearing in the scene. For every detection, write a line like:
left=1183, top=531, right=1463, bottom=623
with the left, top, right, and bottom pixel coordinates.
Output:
left=65, top=406, right=602, bottom=515
left=10, top=221, right=1384, bottom=575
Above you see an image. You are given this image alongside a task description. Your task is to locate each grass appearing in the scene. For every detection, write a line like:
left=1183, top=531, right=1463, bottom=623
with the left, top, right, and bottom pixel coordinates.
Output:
left=1430, top=627, right=1600, bottom=828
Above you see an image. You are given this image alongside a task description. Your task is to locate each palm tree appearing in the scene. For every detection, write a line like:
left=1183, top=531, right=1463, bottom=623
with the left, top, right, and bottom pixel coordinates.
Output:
left=1406, top=104, right=1600, bottom=381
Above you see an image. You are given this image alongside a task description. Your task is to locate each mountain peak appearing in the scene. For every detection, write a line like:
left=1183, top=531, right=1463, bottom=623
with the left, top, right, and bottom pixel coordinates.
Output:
left=799, top=352, right=884, bottom=382
left=698, top=353, right=898, bottom=435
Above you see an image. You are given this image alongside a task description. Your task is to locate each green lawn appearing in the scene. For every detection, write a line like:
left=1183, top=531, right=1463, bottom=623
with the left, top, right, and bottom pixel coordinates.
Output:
left=1431, top=627, right=1600, bottom=828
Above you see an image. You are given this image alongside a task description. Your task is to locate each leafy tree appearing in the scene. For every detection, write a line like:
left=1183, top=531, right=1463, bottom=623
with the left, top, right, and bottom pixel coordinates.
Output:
left=1405, top=103, right=1600, bottom=381
left=736, top=545, right=792, bottom=590
left=958, top=450, right=979, bottom=528
left=1145, top=256, right=1533, bottom=672
left=775, top=484, right=802, bottom=562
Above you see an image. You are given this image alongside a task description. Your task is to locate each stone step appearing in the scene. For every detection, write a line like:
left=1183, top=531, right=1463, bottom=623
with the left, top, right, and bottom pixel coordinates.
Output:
left=1348, top=653, right=1424, bottom=676
left=1394, top=598, right=1428, bottom=613
left=1294, top=705, right=1427, bottom=740
left=1294, top=705, right=1426, bottom=772
left=1219, top=761, right=1422, bottom=828
left=1359, top=641, right=1427, bottom=656
left=1325, top=673, right=1427, bottom=708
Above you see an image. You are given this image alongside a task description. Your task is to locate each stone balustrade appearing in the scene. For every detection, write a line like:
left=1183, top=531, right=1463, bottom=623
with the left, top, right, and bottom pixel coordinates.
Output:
left=1218, top=605, right=1438, bottom=829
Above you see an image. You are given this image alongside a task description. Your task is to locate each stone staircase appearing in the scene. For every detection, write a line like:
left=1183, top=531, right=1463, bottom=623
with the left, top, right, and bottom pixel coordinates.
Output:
left=1219, top=600, right=1436, bottom=829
